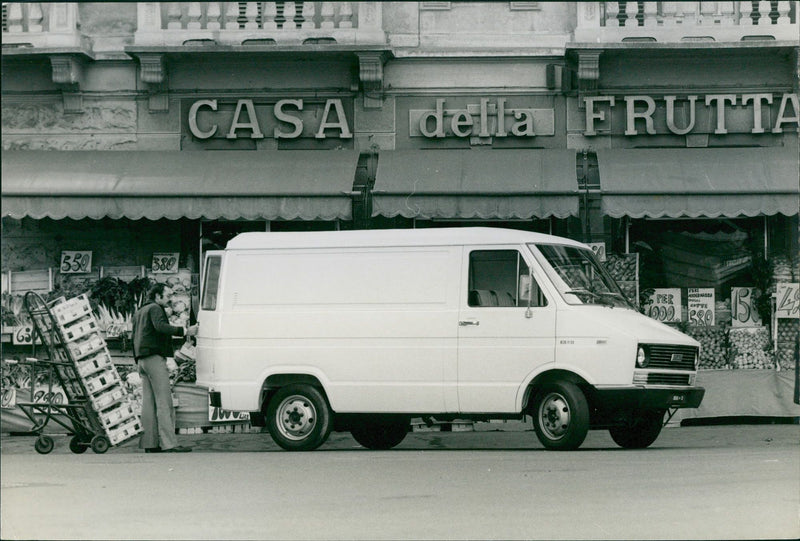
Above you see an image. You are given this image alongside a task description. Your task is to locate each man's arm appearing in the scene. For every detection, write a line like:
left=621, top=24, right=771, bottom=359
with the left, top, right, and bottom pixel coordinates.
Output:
left=148, top=305, right=184, bottom=337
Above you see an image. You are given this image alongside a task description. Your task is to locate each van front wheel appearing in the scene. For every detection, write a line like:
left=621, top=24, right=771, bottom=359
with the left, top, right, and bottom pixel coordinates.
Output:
left=531, top=382, right=589, bottom=450
left=266, top=384, right=332, bottom=451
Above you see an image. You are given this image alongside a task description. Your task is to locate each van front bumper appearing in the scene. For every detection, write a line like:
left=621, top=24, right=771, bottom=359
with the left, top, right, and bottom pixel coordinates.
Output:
left=592, top=386, right=705, bottom=410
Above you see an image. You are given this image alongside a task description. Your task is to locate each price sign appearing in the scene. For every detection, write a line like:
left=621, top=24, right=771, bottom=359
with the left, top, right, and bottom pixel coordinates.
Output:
left=775, top=283, right=800, bottom=319
left=687, top=288, right=715, bottom=326
left=152, top=252, right=179, bottom=274
left=646, top=288, right=681, bottom=323
left=587, top=242, right=607, bottom=262
left=12, top=325, right=33, bottom=345
left=60, top=251, right=92, bottom=274
left=731, top=286, right=761, bottom=327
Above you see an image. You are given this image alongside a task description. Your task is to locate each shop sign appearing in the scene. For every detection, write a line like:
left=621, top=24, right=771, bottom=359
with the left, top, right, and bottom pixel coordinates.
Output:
left=151, top=253, right=179, bottom=274
left=687, top=288, right=715, bottom=326
left=60, top=251, right=92, bottom=274
left=583, top=92, right=799, bottom=136
left=775, top=283, right=800, bottom=319
left=187, top=98, right=352, bottom=140
left=731, top=286, right=762, bottom=327
left=208, top=404, right=250, bottom=423
left=410, top=98, right=555, bottom=139
left=646, top=288, right=681, bottom=323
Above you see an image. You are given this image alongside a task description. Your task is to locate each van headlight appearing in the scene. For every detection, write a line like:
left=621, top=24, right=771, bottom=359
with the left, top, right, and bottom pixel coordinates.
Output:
left=695, top=350, right=700, bottom=370
left=636, top=346, right=648, bottom=368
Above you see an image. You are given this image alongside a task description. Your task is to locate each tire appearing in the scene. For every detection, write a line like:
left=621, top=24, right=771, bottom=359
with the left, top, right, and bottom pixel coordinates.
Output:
left=266, top=384, right=332, bottom=451
left=34, top=435, right=55, bottom=454
left=350, top=418, right=409, bottom=450
left=531, top=381, right=590, bottom=450
left=609, top=409, right=665, bottom=449
left=90, top=435, right=110, bottom=454
left=69, top=435, right=88, bottom=454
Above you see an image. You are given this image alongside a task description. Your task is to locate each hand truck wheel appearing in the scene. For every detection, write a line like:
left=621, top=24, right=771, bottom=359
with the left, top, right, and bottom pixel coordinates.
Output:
left=69, top=435, right=89, bottom=454
left=90, top=435, right=110, bottom=454
left=34, top=435, right=55, bottom=454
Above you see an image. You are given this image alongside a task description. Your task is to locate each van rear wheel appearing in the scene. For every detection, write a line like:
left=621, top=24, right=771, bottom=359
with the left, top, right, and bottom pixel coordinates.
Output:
left=531, top=381, right=589, bottom=450
left=609, top=409, right=665, bottom=449
left=350, top=418, right=409, bottom=450
left=266, top=384, right=332, bottom=451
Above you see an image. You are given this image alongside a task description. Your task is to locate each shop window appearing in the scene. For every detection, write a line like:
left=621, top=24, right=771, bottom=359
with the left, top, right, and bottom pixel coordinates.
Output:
left=468, top=250, right=546, bottom=308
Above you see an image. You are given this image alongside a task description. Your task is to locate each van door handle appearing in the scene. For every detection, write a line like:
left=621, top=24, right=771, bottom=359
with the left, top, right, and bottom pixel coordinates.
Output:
left=459, top=319, right=480, bottom=326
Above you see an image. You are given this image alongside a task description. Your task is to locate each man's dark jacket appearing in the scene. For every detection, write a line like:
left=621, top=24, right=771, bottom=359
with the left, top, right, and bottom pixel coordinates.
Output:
left=132, top=302, right=184, bottom=360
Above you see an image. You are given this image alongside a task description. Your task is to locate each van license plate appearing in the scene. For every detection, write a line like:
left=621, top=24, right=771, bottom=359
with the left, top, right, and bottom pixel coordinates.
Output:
left=671, top=394, right=685, bottom=404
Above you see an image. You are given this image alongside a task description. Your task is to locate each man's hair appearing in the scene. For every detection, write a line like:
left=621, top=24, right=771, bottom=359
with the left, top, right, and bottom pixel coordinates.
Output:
left=147, top=282, right=170, bottom=301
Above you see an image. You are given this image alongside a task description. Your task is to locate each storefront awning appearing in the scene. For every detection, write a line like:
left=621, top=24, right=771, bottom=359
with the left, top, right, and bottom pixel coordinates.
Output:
left=371, top=150, right=579, bottom=220
left=1, top=150, right=360, bottom=220
left=598, top=147, right=800, bottom=219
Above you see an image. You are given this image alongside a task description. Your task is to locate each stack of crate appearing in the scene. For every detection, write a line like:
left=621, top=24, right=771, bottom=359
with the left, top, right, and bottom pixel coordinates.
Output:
left=50, top=294, right=142, bottom=446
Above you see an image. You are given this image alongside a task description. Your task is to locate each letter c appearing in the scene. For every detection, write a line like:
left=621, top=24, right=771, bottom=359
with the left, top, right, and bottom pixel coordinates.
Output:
left=188, top=99, right=218, bottom=139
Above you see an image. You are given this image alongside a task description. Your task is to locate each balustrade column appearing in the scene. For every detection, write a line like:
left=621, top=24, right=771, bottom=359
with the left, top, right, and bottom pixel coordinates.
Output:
left=606, top=2, right=620, bottom=27
left=740, top=0, right=754, bottom=25
left=624, top=1, right=638, bottom=27
left=206, top=2, right=221, bottom=30
left=28, top=3, right=44, bottom=32
left=757, top=0, right=772, bottom=25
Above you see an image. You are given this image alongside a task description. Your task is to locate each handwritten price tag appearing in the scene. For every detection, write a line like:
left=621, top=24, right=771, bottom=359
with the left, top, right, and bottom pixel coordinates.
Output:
left=647, top=288, right=681, bottom=323
left=60, top=251, right=92, bottom=274
left=731, top=286, right=761, bottom=327
left=12, top=325, right=34, bottom=345
left=687, top=288, right=715, bottom=326
left=152, top=252, right=179, bottom=274
left=587, top=242, right=606, bottom=262
left=775, top=283, right=800, bottom=319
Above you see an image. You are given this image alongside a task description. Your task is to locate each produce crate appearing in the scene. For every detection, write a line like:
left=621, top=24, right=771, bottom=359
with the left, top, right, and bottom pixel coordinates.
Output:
left=67, top=334, right=106, bottom=360
left=75, top=350, right=113, bottom=378
left=106, top=417, right=142, bottom=446
left=686, top=325, right=729, bottom=369
left=91, top=386, right=125, bottom=411
left=83, top=369, right=121, bottom=395
left=100, top=402, right=137, bottom=428
left=49, top=294, right=93, bottom=326
left=61, top=316, right=100, bottom=343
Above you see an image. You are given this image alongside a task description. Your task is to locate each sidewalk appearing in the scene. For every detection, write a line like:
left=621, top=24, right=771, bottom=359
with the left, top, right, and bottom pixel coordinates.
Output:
left=2, top=422, right=797, bottom=455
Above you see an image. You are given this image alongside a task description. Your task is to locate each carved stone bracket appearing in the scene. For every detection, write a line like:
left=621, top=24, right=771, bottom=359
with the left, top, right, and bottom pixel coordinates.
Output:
left=50, top=55, right=84, bottom=114
left=357, top=52, right=390, bottom=109
left=577, top=50, right=602, bottom=100
left=137, top=53, right=169, bottom=113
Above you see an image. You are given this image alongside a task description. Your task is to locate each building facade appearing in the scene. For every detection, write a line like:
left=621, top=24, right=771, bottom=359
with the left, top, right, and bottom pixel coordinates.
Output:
left=2, top=2, right=799, bottom=399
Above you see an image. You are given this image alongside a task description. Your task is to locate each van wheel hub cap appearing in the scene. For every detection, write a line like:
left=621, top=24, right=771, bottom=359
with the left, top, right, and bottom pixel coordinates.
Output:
left=539, top=393, right=570, bottom=440
left=277, top=396, right=316, bottom=441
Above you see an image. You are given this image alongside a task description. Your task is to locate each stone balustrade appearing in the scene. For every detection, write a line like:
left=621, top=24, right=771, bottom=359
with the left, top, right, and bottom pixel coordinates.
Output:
left=133, top=2, right=386, bottom=46
left=576, top=1, right=799, bottom=42
left=1, top=2, right=82, bottom=49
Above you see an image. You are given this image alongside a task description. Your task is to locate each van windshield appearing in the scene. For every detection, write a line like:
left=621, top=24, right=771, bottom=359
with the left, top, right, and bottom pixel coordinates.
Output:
left=532, top=244, right=633, bottom=309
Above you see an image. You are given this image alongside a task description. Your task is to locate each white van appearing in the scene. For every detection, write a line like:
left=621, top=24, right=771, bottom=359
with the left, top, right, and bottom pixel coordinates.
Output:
left=196, top=227, right=704, bottom=451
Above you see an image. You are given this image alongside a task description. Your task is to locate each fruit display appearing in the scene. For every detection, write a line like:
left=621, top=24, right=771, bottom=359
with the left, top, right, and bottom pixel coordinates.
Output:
left=769, top=255, right=795, bottom=294
left=776, top=319, right=799, bottom=370
left=686, top=324, right=729, bottom=369
left=604, top=253, right=638, bottom=282
left=150, top=270, right=193, bottom=329
left=728, top=327, right=774, bottom=369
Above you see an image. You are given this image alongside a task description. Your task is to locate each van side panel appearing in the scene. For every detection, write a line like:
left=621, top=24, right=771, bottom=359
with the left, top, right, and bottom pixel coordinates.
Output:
left=207, top=246, right=461, bottom=413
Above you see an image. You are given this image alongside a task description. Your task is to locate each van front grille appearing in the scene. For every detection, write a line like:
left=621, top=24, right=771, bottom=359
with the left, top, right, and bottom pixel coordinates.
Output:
left=645, top=344, right=697, bottom=371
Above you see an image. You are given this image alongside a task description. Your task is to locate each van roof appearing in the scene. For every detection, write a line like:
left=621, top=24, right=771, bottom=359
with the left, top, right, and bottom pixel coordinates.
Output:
left=225, top=227, right=588, bottom=250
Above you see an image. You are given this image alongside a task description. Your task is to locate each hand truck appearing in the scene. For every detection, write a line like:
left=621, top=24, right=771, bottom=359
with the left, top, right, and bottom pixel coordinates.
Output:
left=17, top=292, right=140, bottom=454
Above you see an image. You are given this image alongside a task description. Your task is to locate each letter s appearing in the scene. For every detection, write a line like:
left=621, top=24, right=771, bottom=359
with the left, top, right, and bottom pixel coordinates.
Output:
left=274, top=99, right=303, bottom=139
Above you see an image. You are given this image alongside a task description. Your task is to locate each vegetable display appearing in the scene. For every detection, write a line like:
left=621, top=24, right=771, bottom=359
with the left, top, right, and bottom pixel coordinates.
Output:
left=729, top=327, right=774, bottom=369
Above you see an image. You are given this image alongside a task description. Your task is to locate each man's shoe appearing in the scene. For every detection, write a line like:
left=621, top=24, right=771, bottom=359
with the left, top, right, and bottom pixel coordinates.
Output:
left=144, top=447, right=163, bottom=453
left=163, top=445, right=192, bottom=453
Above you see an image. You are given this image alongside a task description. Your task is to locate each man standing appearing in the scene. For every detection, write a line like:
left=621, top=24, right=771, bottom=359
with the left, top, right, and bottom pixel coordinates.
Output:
left=132, top=282, right=198, bottom=453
